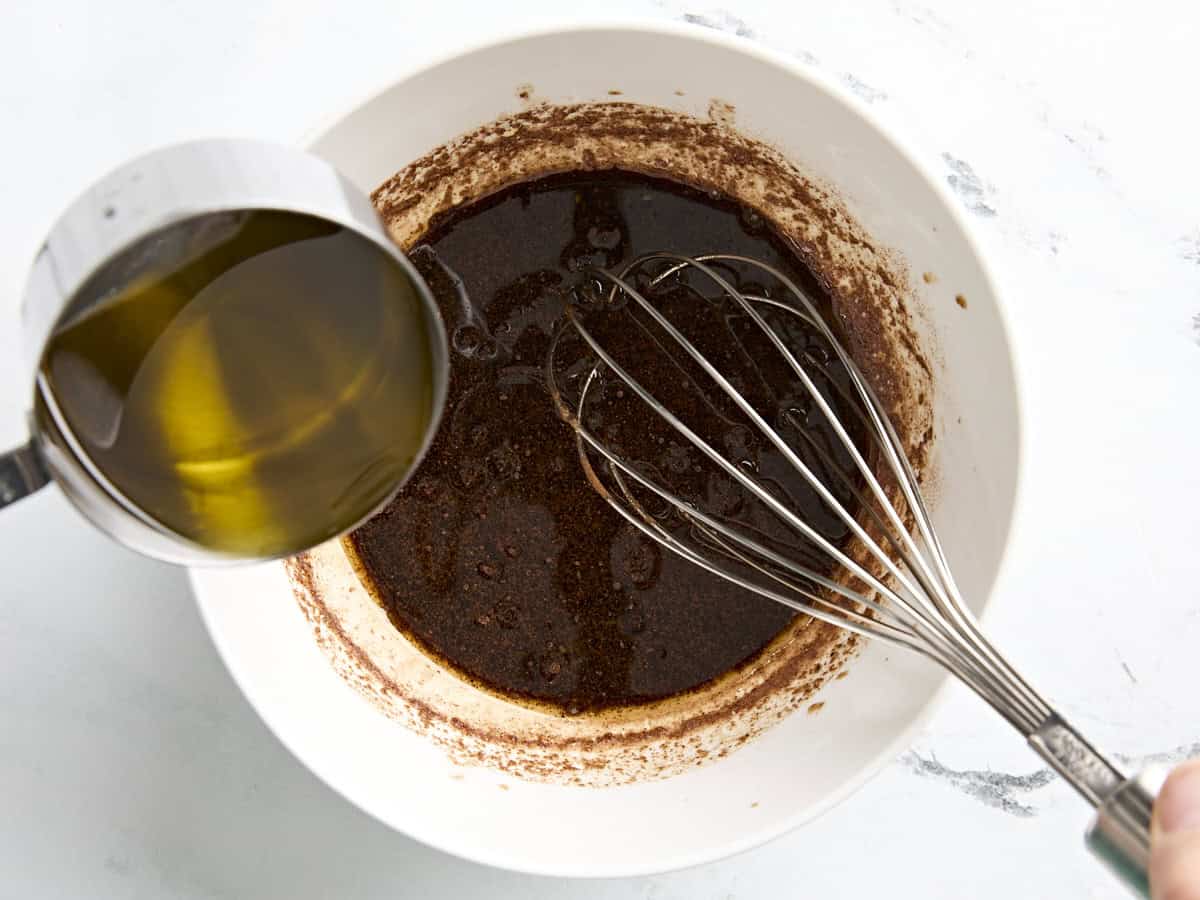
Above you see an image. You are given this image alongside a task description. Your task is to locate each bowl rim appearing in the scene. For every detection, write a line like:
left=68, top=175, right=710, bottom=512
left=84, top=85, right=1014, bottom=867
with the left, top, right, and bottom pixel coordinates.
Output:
left=193, top=16, right=1028, bottom=877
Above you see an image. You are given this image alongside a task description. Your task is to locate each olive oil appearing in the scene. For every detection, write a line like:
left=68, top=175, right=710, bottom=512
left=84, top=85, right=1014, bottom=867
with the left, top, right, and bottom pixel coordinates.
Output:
left=40, top=210, right=438, bottom=557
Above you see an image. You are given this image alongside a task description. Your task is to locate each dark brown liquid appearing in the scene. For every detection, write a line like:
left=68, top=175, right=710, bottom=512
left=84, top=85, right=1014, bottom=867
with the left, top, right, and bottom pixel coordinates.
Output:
left=349, top=171, right=865, bottom=713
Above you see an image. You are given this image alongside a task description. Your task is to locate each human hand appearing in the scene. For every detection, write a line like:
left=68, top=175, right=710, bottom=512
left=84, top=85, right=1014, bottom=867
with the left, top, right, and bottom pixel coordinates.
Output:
left=1152, top=759, right=1200, bottom=900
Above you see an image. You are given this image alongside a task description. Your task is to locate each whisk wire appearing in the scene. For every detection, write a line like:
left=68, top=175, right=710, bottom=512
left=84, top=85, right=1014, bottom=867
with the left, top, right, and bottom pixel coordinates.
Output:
left=550, top=252, right=1058, bottom=736
left=587, top=262, right=1051, bottom=727
left=563, top=301, right=916, bottom=616
left=559, top=313, right=1043, bottom=730
left=579, top=405, right=1033, bottom=730
left=695, top=254, right=1054, bottom=729
left=701, top=255, right=968, bottom=620
left=587, top=265, right=934, bottom=610
left=548, top=252, right=1163, bottom=883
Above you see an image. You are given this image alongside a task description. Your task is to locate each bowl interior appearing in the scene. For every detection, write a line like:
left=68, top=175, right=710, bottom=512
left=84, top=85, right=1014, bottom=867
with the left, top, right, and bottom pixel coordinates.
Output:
left=192, top=23, right=1020, bottom=877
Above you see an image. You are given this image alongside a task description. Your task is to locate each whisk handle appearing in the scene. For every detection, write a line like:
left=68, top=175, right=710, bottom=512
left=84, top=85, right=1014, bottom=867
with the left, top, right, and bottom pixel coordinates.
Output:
left=1028, top=716, right=1162, bottom=896
left=1086, top=767, right=1165, bottom=898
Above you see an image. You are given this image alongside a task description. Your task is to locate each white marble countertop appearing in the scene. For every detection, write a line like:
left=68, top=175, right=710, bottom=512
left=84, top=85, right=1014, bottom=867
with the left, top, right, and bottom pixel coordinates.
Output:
left=2, top=1, right=1197, bottom=897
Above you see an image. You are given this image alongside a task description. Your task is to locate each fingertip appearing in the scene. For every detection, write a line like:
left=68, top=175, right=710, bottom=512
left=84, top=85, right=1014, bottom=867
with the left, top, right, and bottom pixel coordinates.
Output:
left=1151, top=829, right=1200, bottom=900
left=1157, top=760, right=1200, bottom=835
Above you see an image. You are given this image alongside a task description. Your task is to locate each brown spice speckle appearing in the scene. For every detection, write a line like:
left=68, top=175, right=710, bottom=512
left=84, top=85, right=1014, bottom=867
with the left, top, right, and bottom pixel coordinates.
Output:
left=807, top=702, right=826, bottom=714
left=922, top=271, right=937, bottom=284
left=955, top=294, right=968, bottom=309
left=707, top=98, right=736, bottom=126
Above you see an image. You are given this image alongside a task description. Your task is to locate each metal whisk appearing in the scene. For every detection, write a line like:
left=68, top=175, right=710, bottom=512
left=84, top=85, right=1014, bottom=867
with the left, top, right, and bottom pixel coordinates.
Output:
left=547, top=251, right=1161, bottom=896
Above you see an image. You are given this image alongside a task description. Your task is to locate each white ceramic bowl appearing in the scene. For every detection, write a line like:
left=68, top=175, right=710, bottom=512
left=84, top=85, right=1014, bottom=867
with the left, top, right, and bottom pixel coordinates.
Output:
left=191, top=21, right=1022, bottom=877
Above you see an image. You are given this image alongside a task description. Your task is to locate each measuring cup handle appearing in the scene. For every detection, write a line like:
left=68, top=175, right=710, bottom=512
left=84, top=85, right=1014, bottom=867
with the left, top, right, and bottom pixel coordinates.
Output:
left=1087, top=767, right=1167, bottom=898
left=0, top=440, right=50, bottom=509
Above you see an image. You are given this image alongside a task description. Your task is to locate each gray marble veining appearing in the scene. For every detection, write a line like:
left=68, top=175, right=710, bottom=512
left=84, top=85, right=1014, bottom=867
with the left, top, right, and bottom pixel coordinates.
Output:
left=942, top=153, right=998, bottom=217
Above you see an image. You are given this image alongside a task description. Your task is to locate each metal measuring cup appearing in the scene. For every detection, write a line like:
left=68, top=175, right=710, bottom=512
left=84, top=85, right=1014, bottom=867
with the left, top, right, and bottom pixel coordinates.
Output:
left=0, top=139, right=448, bottom=564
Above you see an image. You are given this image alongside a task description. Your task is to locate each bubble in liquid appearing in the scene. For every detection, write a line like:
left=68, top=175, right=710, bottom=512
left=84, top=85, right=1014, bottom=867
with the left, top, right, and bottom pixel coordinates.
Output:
left=539, top=655, right=563, bottom=681
left=457, top=457, right=486, bottom=490
left=488, top=443, right=521, bottom=480
left=805, top=343, right=833, bottom=366
left=571, top=278, right=605, bottom=309
left=739, top=207, right=766, bottom=233
left=587, top=224, right=622, bottom=250
left=565, top=250, right=609, bottom=273
left=452, top=324, right=484, bottom=356
left=495, top=602, right=520, bottom=629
